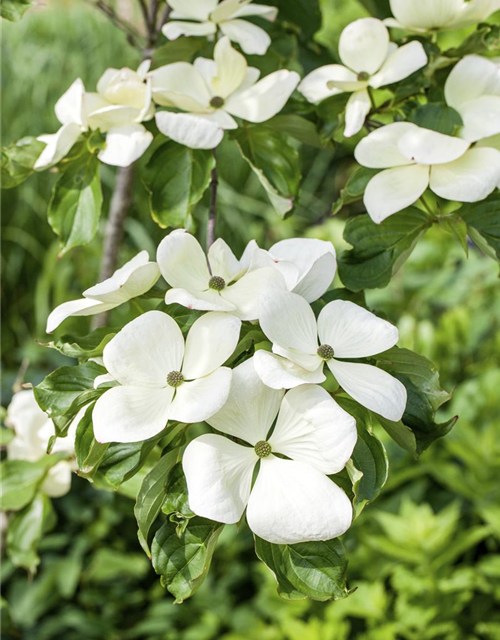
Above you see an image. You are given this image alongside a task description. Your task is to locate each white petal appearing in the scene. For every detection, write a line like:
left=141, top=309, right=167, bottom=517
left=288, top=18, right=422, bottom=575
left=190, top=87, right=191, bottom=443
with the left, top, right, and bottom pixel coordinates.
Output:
left=150, top=62, right=211, bottom=110
left=46, top=298, right=114, bottom=333
left=155, top=111, right=224, bottom=149
left=221, top=267, right=286, bottom=321
left=225, top=69, right=300, bottom=123
left=55, top=78, right=86, bottom=127
left=253, top=350, right=326, bottom=390
left=212, top=36, right=247, bottom=99
left=344, top=90, right=371, bottom=138
left=207, top=358, right=284, bottom=444
left=232, top=2, right=278, bottom=21
left=98, top=124, right=153, bottom=167
left=456, top=97, right=500, bottom=143
left=41, top=462, right=72, bottom=498
left=270, top=385, right=357, bottom=474
left=389, top=0, right=462, bottom=30
left=208, top=238, right=241, bottom=281
left=162, top=20, right=217, bottom=40
left=93, top=385, right=173, bottom=443
left=87, top=105, right=141, bottom=131
left=103, top=310, right=184, bottom=387
left=199, top=110, right=238, bottom=130
left=328, top=360, right=407, bottom=422
left=247, top=457, right=352, bottom=544
left=354, top=122, right=417, bottom=168
left=298, top=65, right=355, bottom=104
left=210, top=0, right=249, bottom=21
left=34, top=123, right=82, bottom=169
left=165, top=287, right=236, bottom=312
left=168, top=0, right=218, bottom=20
left=369, top=41, right=428, bottom=88
left=182, top=312, right=241, bottom=379
left=169, top=367, right=232, bottom=423
left=219, top=19, right=271, bottom=55
left=157, top=229, right=210, bottom=291
left=327, top=79, right=367, bottom=92
left=444, top=55, right=500, bottom=110
left=183, top=434, right=257, bottom=523
left=451, top=0, right=500, bottom=29
left=269, top=238, right=336, bottom=303
left=272, top=344, right=323, bottom=372
left=259, top=290, right=318, bottom=356
left=317, top=300, right=399, bottom=358
left=430, top=147, right=500, bottom=202
left=398, top=127, right=469, bottom=165
left=364, top=165, right=430, bottom=223
left=339, top=18, right=389, bottom=75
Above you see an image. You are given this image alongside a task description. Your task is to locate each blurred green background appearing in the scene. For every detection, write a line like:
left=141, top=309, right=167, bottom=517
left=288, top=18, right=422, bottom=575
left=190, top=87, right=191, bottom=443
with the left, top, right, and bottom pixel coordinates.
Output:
left=2, top=1, right=500, bottom=638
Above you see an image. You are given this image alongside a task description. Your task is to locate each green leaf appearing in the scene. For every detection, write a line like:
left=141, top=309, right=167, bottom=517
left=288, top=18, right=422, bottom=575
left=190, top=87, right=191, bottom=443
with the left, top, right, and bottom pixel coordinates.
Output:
left=267, top=0, right=321, bottom=38
left=438, top=214, right=469, bottom=256
left=334, top=397, right=389, bottom=517
left=255, top=537, right=350, bottom=602
left=0, top=454, right=66, bottom=511
left=143, top=141, right=214, bottom=229
left=135, top=449, right=180, bottom=557
left=332, top=167, right=379, bottom=215
left=233, top=126, right=301, bottom=217
left=6, top=494, right=55, bottom=574
left=162, top=462, right=194, bottom=519
left=74, top=404, right=109, bottom=477
left=338, top=208, right=431, bottom=291
left=1, top=137, right=45, bottom=188
left=151, top=37, right=205, bottom=69
left=151, top=517, right=224, bottom=603
left=0, top=427, right=14, bottom=446
left=460, top=192, right=500, bottom=262
left=0, top=0, right=33, bottom=21
left=408, top=103, right=463, bottom=136
left=316, top=93, right=350, bottom=143
left=375, top=347, right=456, bottom=455
left=48, top=154, right=102, bottom=255
left=445, top=23, right=500, bottom=57
left=266, top=115, right=323, bottom=148
left=357, top=0, right=392, bottom=18
left=97, top=438, right=161, bottom=489
left=42, top=327, right=117, bottom=359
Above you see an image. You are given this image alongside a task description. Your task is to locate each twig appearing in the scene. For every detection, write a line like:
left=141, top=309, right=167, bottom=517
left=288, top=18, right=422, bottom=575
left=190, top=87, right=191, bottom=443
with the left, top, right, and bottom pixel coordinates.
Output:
left=13, top=358, right=30, bottom=393
left=92, top=164, right=136, bottom=329
left=158, top=4, right=172, bottom=31
left=207, top=150, right=218, bottom=250
left=86, top=0, right=145, bottom=49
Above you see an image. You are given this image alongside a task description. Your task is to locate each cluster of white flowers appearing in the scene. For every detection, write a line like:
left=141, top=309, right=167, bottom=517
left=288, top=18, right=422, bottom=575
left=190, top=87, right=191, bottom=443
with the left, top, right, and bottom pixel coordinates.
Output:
left=5, top=390, right=78, bottom=498
left=45, top=231, right=407, bottom=543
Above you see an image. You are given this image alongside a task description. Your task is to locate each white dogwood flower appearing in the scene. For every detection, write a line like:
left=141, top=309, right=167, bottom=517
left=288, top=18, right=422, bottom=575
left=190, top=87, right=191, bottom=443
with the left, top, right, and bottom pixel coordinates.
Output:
left=92, top=310, right=241, bottom=443
left=183, top=358, right=356, bottom=544
left=6, top=389, right=78, bottom=497
left=46, top=251, right=160, bottom=333
left=251, top=238, right=337, bottom=303
left=35, top=61, right=154, bottom=169
left=254, top=293, right=407, bottom=422
left=385, top=0, right=500, bottom=33
left=354, top=122, right=500, bottom=222
left=478, top=133, right=500, bottom=187
left=157, top=229, right=285, bottom=321
left=163, top=0, right=278, bottom=55
left=151, top=36, right=300, bottom=149
left=298, top=18, right=427, bottom=138
left=445, top=55, right=500, bottom=143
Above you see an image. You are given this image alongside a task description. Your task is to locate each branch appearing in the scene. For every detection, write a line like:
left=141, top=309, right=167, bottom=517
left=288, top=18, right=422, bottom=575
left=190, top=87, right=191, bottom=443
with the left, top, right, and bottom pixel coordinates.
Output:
left=91, top=164, right=136, bottom=329
left=207, top=150, right=218, bottom=250
left=86, top=0, right=145, bottom=50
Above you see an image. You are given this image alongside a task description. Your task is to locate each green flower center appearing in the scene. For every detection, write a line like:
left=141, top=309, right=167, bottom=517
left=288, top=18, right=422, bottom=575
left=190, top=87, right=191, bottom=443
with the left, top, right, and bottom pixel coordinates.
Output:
left=357, top=71, right=370, bottom=82
left=210, top=96, right=225, bottom=108
left=208, top=275, right=226, bottom=291
left=317, top=344, right=335, bottom=361
left=254, top=440, right=272, bottom=458
left=166, top=370, right=184, bottom=388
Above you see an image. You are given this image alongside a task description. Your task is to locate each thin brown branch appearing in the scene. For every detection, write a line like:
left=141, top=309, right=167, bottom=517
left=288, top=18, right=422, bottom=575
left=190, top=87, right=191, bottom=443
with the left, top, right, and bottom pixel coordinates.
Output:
left=86, top=0, right=145, bottom=49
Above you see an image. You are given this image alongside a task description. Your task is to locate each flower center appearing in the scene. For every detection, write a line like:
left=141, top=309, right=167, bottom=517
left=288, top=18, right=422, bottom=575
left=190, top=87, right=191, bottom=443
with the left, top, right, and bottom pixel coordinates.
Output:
left=210, top=96, right=225, bottom=108
left=166, top=370, right=184, bottom=387
left=317, top=344, right=335, bottom=361
left=357, top=71, right=370, bottom=82
left=208, top=275, right=226, bottom=291
left=254, top=440, right=272, bottom=458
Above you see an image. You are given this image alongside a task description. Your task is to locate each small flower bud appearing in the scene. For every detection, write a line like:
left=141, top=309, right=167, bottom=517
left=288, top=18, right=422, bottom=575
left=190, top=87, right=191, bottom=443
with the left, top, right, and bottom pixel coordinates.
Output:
left=254, top=440, right=272, bottom=458
left=357, top=71, right=370, bottom=81
left=167, top=370, right=184, bottom=387
left=210, top=96, right=225, bottom=108
left=208, top=275, right=226, bottom=291
left=317, top=344, right=335, bottom=361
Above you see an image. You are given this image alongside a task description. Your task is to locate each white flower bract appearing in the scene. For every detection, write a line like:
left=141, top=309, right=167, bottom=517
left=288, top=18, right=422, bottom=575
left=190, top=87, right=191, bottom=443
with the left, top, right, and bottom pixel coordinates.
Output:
left=298, top=18, right=428, bottom=138
left=354, top=122, right=500, bottom=222
left=182, top=358, right=356, bottom=544
left=163, top=0, right=278, bottom=55
left=253, top=292, right=408, bottom=422
left=151, top=36, right=300, bottom=149
left=46, top=250, right=160, bottom=333
left=157, top=229, right=286, bottom=320
left=92, top=310, right=241, bottom=443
